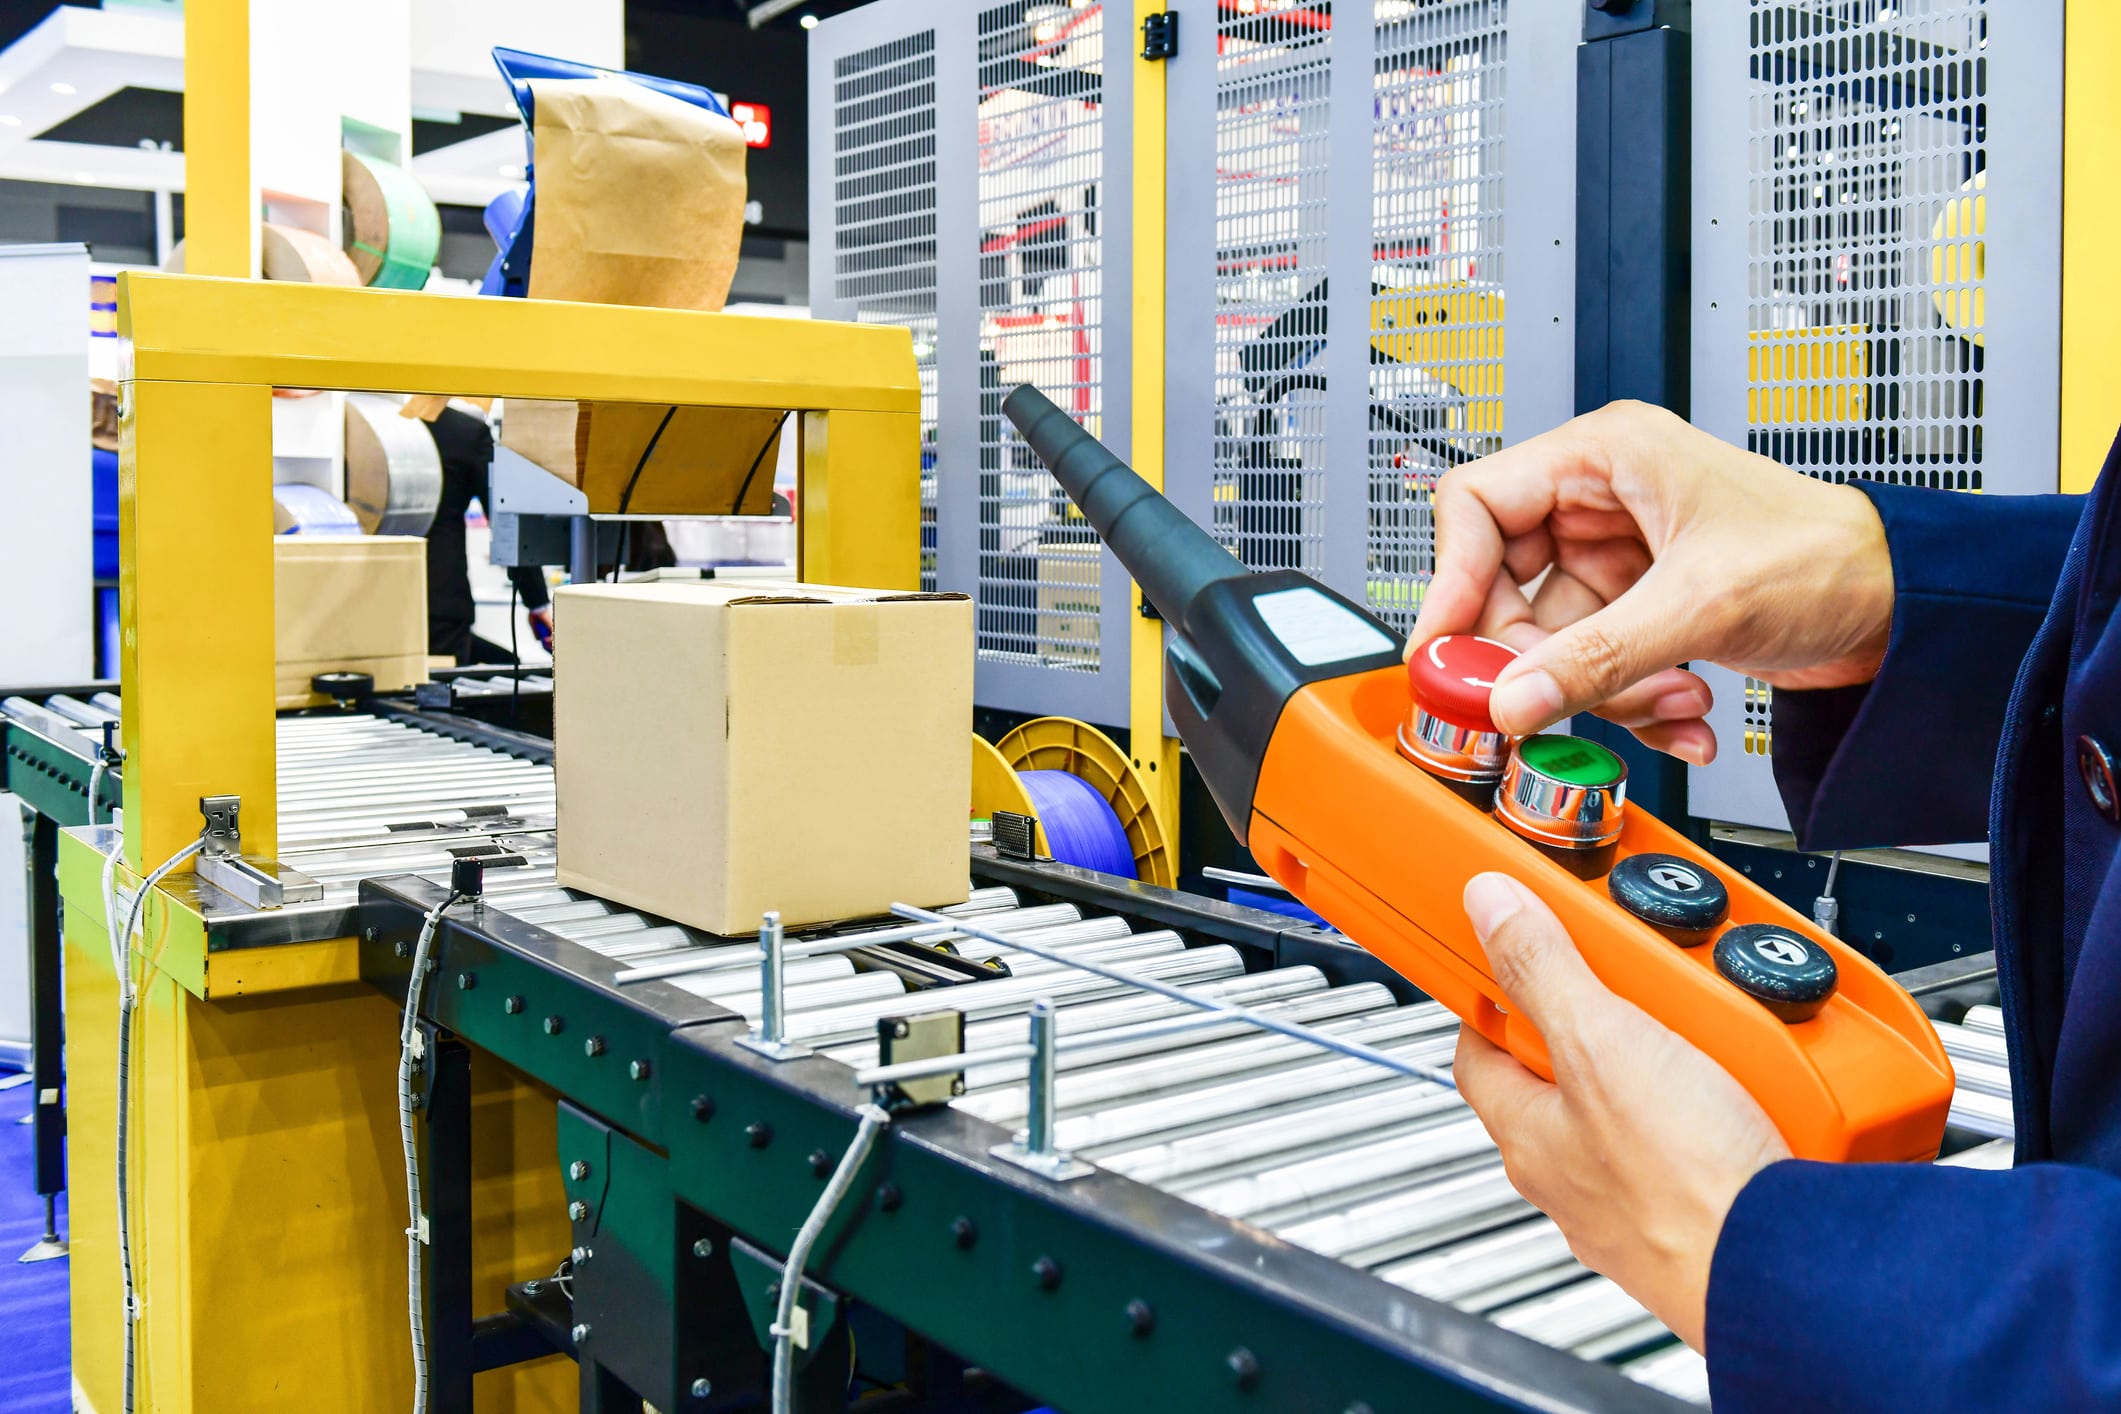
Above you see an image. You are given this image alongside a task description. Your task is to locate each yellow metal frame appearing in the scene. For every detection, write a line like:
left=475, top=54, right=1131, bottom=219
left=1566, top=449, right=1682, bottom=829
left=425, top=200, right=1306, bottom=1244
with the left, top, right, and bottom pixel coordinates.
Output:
left=1129, top=2, right=1182, bottom=850
left=2063, top=0, right=2121, bottom=493
left=69, top=271, right=920, bottom=1414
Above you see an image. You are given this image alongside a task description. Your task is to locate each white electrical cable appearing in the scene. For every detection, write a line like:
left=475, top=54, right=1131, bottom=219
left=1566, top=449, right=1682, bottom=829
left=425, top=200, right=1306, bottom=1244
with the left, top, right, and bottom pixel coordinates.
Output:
left=397, top=889, right=466, bottom=1414
left=88, top=757, right=108, bottom=826
left=771, top=1103, right=891, bottom=1414
left=102, top=832, right=205, bottom=1414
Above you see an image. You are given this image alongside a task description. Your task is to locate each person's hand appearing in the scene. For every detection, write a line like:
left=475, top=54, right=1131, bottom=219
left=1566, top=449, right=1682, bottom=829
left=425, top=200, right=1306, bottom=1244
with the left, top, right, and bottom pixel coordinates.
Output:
left=527, top=605, right=555, bottom=653
left=1454, top=873, right=1790, bottom=1351
left=1411, top=401, right=1896, bottom=763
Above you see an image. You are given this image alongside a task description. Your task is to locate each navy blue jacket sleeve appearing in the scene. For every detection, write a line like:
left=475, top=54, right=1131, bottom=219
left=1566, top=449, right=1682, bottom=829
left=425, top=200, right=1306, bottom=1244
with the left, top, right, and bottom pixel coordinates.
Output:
left=1709, top=1158, right=2121, bottom=1411
left=1772, top=483, right=2082, bottom=850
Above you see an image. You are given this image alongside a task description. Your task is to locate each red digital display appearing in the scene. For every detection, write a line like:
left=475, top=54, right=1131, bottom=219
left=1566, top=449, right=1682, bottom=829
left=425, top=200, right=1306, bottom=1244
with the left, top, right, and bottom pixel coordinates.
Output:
left=730, top=102, right=772, bottom=150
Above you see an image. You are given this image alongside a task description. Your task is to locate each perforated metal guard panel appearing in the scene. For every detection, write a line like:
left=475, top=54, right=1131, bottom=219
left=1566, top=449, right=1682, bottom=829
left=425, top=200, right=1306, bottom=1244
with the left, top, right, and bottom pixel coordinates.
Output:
left=1210, top=5, right=1333, bottom=578
left=974, top=1, right=1108, bottom=670
left=1690, top=0, right=2061, bottom=834
left=828, top=30, right=942, bottom=590
left=814, top=0, right=1134, bottom=724
left=1368, top=2, right=1509, bottom=633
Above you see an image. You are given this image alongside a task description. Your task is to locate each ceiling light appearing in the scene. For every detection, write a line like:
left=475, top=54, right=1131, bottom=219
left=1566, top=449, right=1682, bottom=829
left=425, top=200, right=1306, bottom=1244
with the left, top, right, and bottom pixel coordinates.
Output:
left=51, top=81, right=76, bottom=95
left=0, top=115, right=19, bottom=127
left=74, top=171, right=95, bottom=183
left=800, top=13, right=819, bottom=27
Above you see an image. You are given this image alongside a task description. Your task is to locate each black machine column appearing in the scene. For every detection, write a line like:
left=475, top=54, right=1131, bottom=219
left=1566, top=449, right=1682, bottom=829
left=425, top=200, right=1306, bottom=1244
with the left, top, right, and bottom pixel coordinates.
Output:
left=1572, top=0, right=1695, bottom=825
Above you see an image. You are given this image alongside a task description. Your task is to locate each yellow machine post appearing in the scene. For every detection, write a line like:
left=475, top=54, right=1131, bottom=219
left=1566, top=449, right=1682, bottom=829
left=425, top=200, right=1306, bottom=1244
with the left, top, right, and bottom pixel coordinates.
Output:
left=1129, top=2, right=1182, bottom=851
left=179, top=0, right=252, bottom=279
left=2062, top=0, right=2121, bottom=493
left=73, top=272, right=920, bottom=1413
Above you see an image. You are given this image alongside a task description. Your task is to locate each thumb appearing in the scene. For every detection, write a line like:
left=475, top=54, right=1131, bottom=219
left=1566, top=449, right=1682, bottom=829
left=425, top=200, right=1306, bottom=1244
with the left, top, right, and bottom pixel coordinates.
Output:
left=1464, top=873, right=1615, bottom=1066
left=1486, top=566, right=1697, bottom=735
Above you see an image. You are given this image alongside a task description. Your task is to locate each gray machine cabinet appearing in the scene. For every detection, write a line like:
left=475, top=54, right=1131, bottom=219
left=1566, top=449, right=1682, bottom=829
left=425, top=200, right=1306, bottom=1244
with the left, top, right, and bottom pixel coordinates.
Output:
left=813, top=0, right=1581, bottom=729
left=1688, top=0, right=2062, bottom=835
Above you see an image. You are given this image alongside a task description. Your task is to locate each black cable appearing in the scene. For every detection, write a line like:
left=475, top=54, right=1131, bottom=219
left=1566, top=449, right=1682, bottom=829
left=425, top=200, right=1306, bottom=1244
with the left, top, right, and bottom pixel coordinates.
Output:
left=508, top=582, right=521, bottom=729
left=612, top=405, right=681, bottom=583
left=731, top=413, right=791, bottom=516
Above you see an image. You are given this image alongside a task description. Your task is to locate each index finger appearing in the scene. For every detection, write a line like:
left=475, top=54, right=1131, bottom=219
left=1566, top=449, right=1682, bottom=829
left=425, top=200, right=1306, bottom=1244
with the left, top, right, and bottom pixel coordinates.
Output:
left=1411, top=425, right=1604, bottom=648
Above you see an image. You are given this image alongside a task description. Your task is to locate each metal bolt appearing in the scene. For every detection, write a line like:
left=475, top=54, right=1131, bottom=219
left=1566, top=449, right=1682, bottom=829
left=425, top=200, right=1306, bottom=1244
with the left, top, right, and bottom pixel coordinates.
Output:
left=571, top=1323, right=590, bottom=1345
left=809, top=1148, right=832, bottom=1178
left=583, top=1035, right=605, bottom=1057
left=692, top=1237, right=715, bottom=1259
left=1907, top=913, right=1918, bottom=923
left=1126, top=1299, right=1155, bottom=1337
left=523, top=1280, right=542, bottom=1296
left=569, top=1160, right=591, bottom=1181
left=364, top=927, right=377, bottom=943
left=691, top=1094, right=716, bottom=1123
left=456, top=972, right=475, bottom=991
left=1032, top=1255, right=1062, bottom=1291
left=892, top=1019, right=911, bottom=1040
left=568, top=1200, right=589, bottom=1222
left=1228, top=1347, right=1261, bottom=1391
left=630, top=1059, right=651, bottom=1081
left=424, top=957, right=438, bottom=973
left=571, top=1245, right=591, bottom=1265
left=950, top=1216, right=978, bottom=1250
left=746, top=1121, right=773, bottom=1150
left=394, top=940, right=411, bottom=958
left=876, top=1182, right=902, bottom=1214
left=544, top=1015, right=564, bottom=1035
left=504, top=995, right=524, bottom=1015
left=690, top=1378, right=713, bottom=1399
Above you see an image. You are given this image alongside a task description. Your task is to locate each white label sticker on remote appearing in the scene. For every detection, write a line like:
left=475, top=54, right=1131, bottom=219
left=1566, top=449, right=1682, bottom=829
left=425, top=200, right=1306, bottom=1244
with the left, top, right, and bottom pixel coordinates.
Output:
left=1253, top=587, right=1396, bottom=667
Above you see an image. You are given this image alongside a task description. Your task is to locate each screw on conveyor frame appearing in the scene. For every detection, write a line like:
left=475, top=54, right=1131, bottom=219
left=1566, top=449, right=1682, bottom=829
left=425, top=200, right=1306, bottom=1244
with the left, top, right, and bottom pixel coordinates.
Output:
left=950, top=1215, right=978, bottom=1250
left=809, top=1148, right=832, bottom=1178
left=569, top=1160, right=591, bottom=1181
left=876, top=1182, right=902, bottom=1213
left=691, top=1379, right=712, bottom=1399
left=1227, top=1347, right=1262, bottom=1391
left=572, top=1323, right=590, bottom=1345
left=692, top=1237, right=715, bottom=1259
left=544, top=1015, right=564, bottom=1034
left=583, top=1035, right=605, bottom=1057
left=1126, top=1299, right=1155, bottom=1337
left=691, top=1094, right=716, bottom=1122
left=568, top=1200, right=589, bottom=1222
left=504, top=995, right=524, bottom=1014
left=1032, top=1255, right=1062, bottom=1291
left=746, top=1121, right=773, bottom=1149
left=457, top=972, right=475, bottom=990
left=630, top=1059, right=651, bottom=1081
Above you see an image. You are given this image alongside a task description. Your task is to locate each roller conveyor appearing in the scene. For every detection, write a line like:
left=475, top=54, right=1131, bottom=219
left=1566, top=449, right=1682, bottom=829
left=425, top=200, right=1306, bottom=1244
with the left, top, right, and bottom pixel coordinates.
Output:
left=407, top=875, right=2014, bottom=1411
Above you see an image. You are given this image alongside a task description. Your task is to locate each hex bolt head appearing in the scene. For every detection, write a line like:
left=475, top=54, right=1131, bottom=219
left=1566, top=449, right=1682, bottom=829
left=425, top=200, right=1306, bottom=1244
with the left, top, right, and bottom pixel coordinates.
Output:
left=543, top=1015, right=564, bottom=1035
left=523, top=1280, right=542, bottom=1296
left=567, top=1200, right=589, bottom=1222
left=569, top=1160, right=591, bottom=1181
left=692, top=1237, right=715, bottom=1260
left=1228, top=1348, right=1261, bottom=1391
left=571, top=1323, right=590, bottom=1345
left=630, top=1059, right=652, bottom=1081
left=503, top=995, right=524, bottom=1015
left=950, top=1216, right=978, bottom=1250
left=892, top=1020, right=910, bottom=1040
left=1032, top=1256, right=1062, bottom=1291
left=394, top=940, right=411, bottom=958
left=690, top=1378, right=713, bottom=1399
left=456, top=972, right=476, bottom=991
left=746, top=1121, right=773, bottom=1150
left=583, top=1035, right=605, bottom=1057
left=570, top=1245, right=591, bottom=1265
left=876, top=1182, right=902, bottom=1214
left=1125, top=1299, right=1155, bottom=1337
left=691, top=1094, right=716, bottom=1123
left=364, top=927, right=377, bottom=943
left=808, top=1148, right=832, bottom=1178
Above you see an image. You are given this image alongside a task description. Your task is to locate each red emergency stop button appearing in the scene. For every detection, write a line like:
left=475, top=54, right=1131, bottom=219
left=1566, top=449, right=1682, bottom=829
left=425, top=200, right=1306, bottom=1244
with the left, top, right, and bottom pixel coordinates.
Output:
left=1399, top=635, right=1520, bottom=808
left=1408, top=635, right=1519, bottom=733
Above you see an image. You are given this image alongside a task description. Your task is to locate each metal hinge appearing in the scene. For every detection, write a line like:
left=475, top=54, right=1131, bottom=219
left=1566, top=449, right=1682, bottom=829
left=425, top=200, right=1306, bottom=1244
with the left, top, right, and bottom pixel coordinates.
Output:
left=1140, top=9, right=1177, bottom=60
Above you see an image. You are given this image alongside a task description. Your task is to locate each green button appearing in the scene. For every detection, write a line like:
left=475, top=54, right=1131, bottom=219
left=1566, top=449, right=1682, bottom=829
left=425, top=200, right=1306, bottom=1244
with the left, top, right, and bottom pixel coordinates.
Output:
left=1515, top=734, right=1626, bottom=788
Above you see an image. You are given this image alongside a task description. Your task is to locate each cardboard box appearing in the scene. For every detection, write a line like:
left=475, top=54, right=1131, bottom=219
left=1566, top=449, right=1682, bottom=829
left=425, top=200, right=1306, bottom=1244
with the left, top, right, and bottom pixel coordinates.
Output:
left=554, top=579, right=974, bottom=935
left=274, top=535, right=428, bottom=708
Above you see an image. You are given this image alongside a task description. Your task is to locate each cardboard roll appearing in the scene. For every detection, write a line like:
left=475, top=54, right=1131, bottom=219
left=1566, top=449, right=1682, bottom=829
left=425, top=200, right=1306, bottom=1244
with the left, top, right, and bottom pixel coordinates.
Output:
left=970, top=718, right=1174, bottom=887
left=343, top=150, right=442, bottom=290
left=273, top=482, right=362, bottom=535
left=163, top=222, right=361, bottom=286
left=345, top=393, right=443, bottom=536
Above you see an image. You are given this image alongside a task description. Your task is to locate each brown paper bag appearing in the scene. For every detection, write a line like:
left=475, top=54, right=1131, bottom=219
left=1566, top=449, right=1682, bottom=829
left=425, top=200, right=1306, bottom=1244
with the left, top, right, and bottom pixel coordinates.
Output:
left=500, top=399, right=785, bottom=515
left=525, top=75, right=747, bottom=312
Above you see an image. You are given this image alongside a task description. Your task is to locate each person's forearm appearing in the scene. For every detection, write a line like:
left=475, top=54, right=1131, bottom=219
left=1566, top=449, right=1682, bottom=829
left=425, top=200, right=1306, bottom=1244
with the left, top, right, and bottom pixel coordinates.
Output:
left=1711, top=1159, right=2121, bottom=1412
left=1771, top=484, right=2082, bottom=850
left=508, top=565, right=551, bottom=612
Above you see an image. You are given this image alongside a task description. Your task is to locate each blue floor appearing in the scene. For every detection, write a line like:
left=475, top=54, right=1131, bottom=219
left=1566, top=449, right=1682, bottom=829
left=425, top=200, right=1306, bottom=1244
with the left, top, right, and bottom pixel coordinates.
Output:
left=0, top=1077, right=69, bottom=1413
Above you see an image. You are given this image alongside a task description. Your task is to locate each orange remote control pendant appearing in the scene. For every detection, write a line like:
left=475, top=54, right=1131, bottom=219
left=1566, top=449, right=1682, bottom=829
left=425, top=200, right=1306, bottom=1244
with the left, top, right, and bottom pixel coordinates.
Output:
left=1004, top=385, right=1954, bottom=1163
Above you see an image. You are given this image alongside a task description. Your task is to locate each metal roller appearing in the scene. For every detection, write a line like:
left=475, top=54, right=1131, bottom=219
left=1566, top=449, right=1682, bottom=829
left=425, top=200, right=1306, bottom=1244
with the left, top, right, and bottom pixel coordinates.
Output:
left=1101, top=1080, right=1465, bottom=1189
left=1177, top=1116, right=1498, bottom=1225
left=1377, top=1219, right=1573, bottom=1306
left=1961, top=1004, right=2005, bottom=1036
left=1491, top=1278, right=1656, bottom=1355
left=1622, top=1344, right=1710, bottom=1403
left=1272, top=1164, right=1529, bottom=1267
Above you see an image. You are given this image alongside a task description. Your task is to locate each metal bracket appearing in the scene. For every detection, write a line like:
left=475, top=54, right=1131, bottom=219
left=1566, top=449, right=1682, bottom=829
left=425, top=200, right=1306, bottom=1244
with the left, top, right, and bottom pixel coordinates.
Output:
left=875, top=1010, right=966, bottom=1111
left=195, top=794, right=325, bottom=910
left=986, top=999, right=1092, bottom=1182
left=734, top=911, right=813, bottom=1061
left=1140, top=9, right=1178, bottom=60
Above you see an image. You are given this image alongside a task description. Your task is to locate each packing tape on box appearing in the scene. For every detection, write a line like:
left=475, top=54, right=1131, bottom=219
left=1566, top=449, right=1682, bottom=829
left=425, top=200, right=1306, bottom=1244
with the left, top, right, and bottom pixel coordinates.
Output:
left=343, top=150, right=442, bottom=290
left=344, top=393, right=444, bottom=536
left=273, top=483, right=363, bottom=536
